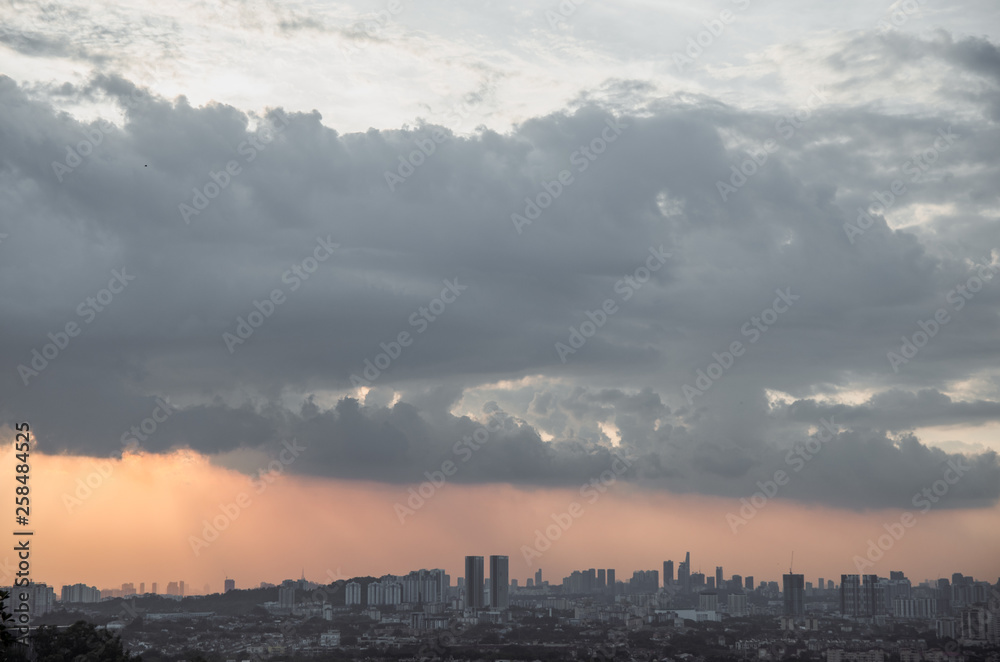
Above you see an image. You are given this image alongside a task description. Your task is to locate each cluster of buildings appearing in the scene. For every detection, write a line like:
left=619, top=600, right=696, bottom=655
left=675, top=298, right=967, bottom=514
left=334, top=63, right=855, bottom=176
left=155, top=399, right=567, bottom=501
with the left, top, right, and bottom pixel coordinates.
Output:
left=15, top=555, right=998, bottom=659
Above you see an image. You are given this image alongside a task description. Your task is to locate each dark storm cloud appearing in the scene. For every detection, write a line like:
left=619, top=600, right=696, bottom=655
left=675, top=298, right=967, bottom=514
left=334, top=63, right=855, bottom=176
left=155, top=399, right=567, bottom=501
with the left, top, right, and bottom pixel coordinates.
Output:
left=1, top=30, right=1000, bottom=510
left=778, top=389, right=1000, bottom=431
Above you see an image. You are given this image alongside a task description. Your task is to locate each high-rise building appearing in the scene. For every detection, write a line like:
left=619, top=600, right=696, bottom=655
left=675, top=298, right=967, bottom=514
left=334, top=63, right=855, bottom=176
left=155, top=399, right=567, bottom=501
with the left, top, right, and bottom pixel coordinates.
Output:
left=716, top=566, right=724, bottom=589
left=841, top=574, right=861, bottom=616
left=707, top=577, right=716, bottom=590
left=597, top=568, right=606, bottom=589
left=607, top=569, right=616, bottom=594
left=783, top=574, right=804, bottom=616
left=699, top=592, right=718, bottom=611
left=225, top=578, right=235, bottom=593
left=628, top=570, right=659, bottom=594
left=465, top=556, right=485, bottom=609
left=862, top=574, right=886, bottom=616
left=728, top=592, right=747, bottom=616
left=179, top=580, right=185, bottom=597
left=746, top=576, right=754, bottom=591
left=678, top=552, right=691, bottom=592
left=535, top=569, right=542, bottom=587
left=22, top=584, right=56, bottom=616
left=151, top=582, right=157, bottom=595
left=278, top=585, right=296, bottom=610
left=139, top=583, right=145, bottom=595
left=61, top=584, right=101, bottom=604
left=345, top=581, right=362, bottom=605
left=489, top=555, right=509, bottom=610
left=398, top=569, right=448, bottom=604
left=664, top=560, right=674, bottom=586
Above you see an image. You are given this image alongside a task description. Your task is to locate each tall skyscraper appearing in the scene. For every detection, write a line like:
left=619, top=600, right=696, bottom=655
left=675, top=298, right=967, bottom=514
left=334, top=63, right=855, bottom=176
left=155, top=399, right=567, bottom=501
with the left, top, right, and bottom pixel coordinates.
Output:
left=678, top=552, right=691, bottom=592
left=862, top=574, right=886, bottom=616
left=746, top=576, right=754, bottom=591
left=534, top=568, right=542, bottom=587
left=607, top=569, right=616, bottom=594
left=224, top=578, right=235, bottom=593
left=139, top=582, right=145, bottom=595
left=465, top=556, right=485, bottom=609
left=151, top=582, right=157, bottom=595
left=783, top=574, right=804, bottom=616
left=716, top=566, right=724, bottom=589
left=663, top=560, right=674, bottom=586
left=597, top=569, right=606, bottom=589
left=489, top=555, right=509, bottom=610
left=841, top=574, right=861, bottom=616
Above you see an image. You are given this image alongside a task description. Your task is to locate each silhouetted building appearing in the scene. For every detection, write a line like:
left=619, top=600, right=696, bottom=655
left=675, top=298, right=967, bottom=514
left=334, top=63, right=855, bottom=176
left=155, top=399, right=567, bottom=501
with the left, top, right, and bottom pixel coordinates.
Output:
left=345, top=581, right=361, bottom=605
left=465, top=556, right=485, bottom=609
left=61, top=583, right=100, bottom=603
left=664, top=560, right=674, bottom=587
left=783, top=574, right=804, bottom=616
left=224, top=578, right=235, bottom=593
left=490, top=555, right=509, bottom=610
left=678, top=552, right=691, bottom=592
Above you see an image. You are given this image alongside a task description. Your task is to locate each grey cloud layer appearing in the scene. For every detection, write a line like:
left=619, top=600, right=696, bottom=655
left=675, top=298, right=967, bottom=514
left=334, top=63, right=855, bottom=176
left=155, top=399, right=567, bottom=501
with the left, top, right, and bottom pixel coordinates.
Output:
left=1, top=31, right=999, bottom=510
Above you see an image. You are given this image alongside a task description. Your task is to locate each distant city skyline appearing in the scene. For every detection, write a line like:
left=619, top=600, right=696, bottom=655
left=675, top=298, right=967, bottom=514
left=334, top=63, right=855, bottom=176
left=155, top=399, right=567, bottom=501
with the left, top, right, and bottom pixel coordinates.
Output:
left=33, top=560, right=999, bottom=599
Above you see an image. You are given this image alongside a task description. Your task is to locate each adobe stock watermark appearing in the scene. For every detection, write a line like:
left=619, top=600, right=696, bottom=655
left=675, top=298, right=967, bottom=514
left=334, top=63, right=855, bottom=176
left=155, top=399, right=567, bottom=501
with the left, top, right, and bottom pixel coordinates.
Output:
left=179, top=110, right=290, bottom=224
left=545, top=0, right=587, bottom=29
left=223, top=236, right=339, bottom=354
left=556, top=245, right=672, bottom=363
left=339, top=0, right=404, bottom=60
left=726, top=417, right=838, bottom=533
left=17, top=268, right=136, bottom=386
left=189, top=439, right=307, bottom=556
left=385, top=94, right=485, bottom=191
left=512, top=116, right=628, bottom=234
left=887, top=254, right=998, bottom=372
left=716, top=87, right=826, bottom=201
left=51, top=80, right=159, bottom=182
left=852, top=457, right=970, bottom=571
left=394, top=414, right=504, bottom=524
left=51, top=119, right=116, bottom=183
left=843, top=126, right=959, bottom=244
left=63, top=397, right=177, bottom=514
left=384, top=128, right=450, bottom=192
left=672, top=0, right=752, bottom=72
left=683, top=287, right=799, bottom=404
left=876, top=0, right=926, bottom=33
left=520, top=452, right=632, bottom=566
left=350, top=278, right=467, bottom=387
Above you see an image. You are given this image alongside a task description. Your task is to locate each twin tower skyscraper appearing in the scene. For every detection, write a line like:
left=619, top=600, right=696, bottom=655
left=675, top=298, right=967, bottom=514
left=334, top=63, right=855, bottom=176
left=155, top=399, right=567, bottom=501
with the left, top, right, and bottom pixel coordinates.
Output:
left=465, top=555, right=508, bottom=610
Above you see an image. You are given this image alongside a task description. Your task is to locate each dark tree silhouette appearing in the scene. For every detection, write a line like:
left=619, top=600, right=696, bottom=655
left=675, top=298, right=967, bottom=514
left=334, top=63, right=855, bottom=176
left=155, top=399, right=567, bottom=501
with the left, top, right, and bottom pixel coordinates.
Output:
left=30, top=620, right=141, bottom=661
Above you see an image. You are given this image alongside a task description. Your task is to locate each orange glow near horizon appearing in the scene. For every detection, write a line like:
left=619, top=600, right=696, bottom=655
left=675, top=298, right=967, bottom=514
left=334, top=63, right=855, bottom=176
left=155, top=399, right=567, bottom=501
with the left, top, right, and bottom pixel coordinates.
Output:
left=2, top=446, right=999, bottom=594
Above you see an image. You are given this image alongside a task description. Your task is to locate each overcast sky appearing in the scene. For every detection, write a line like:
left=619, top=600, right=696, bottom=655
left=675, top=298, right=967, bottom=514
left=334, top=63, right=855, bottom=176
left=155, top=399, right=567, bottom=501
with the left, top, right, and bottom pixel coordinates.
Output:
left=1, top=0, right=999, bottom=588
